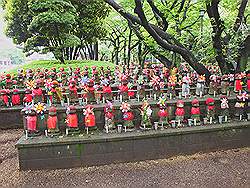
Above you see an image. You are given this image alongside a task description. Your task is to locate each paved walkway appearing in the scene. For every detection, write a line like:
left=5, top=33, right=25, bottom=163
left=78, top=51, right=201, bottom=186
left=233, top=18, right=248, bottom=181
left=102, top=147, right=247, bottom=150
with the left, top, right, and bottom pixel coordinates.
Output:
left=0, top=129, right=249, bottom=188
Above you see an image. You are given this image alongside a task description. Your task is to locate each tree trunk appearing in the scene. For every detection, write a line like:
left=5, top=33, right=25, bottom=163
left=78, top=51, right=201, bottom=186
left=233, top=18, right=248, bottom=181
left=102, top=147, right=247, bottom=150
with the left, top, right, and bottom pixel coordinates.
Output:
left=94, top=42, right=99, bottom=61
left=206, top=0, right=232, bottom=74
left=127, top=27, right=133, bottom=68
left=105, top=0, right=211, bottom=82
left=236, top=35, right=250, bottom=72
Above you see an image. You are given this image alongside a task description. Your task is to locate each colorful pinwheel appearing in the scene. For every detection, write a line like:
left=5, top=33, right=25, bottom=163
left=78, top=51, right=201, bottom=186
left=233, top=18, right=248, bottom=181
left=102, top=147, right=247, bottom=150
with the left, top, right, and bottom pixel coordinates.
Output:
left=237, top=92, right=248, bottom=102
left=22, top=104, right=34, bottom=115
left=150, top=76, right=160, bottom=87
left=120, top=102, right=131, bottom=113
left=25, top=80, right=35, bottom=90
left=34, top=103, right=46, bottom=115
left=158, top=96, right=167, bottom=107
left=137, top=75, right=144, bottom=85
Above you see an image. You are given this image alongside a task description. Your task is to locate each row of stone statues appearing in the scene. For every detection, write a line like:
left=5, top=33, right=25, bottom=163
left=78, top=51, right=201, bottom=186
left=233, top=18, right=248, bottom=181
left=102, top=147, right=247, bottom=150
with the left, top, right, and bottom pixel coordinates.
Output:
left=22, top=94, right=249, bottom=138
left=0, top=64, right=249, bottom=108
left=0, top=77, right=248, bottom=108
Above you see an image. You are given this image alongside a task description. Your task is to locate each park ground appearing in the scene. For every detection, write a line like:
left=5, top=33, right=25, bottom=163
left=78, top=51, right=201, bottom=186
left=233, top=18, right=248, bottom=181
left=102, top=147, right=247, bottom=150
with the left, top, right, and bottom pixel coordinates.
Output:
left=0, top=129, right=249, bottom=188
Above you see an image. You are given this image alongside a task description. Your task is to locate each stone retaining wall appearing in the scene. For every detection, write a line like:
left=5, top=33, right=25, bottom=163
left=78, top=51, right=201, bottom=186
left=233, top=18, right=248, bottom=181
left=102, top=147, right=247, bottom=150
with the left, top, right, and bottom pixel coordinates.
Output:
left=16, top=122, right=250, bottom=170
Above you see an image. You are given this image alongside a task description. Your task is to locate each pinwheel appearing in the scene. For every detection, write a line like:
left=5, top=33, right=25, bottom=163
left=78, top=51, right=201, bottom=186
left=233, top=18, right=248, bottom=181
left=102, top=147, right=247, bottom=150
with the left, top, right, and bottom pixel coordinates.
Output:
left=137, top=75, right=144, bottom=85
left=34, top=103, right=46, bottom=115
left=150, top=76, right=160, bottom=87
left=22, top=104, right=34, bottom=115
left=157, top=96, right=167, bottom=107
left=25, top=80, right=35, bottom=90
left=237, top=92, right=248, bottom=102
left=120, top=102, right=131, bottom=113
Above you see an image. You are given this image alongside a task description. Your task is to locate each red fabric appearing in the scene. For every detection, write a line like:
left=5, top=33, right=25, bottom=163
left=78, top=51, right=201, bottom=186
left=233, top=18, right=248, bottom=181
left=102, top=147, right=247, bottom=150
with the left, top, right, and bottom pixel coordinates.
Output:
left=123, top=112, right=134, bottom=121
left=235, top=80, right=242, bottom=91
left=128, top=91, right=135, bottom=97
left=67, top=114, right=78, bottom=128
left=50, top=88, right=56, bottom=93
left=119, top=85, right=129, bottom=93
left=191, top=107, right=200, bottom=115
left=47, top=116, right=57, bottom=129
left=5, top=79, right=12, bottom=84
left=27, top=116, right=37, bottom=131
left=206, top=98, right=215, bottom=105
left=12, top=94, right=20, bottom=105
left=175, top=108, right=185, bottom=116
left=103, top=86, right=112, bottom=94
left=208, top=105, right=215, bottom=110
left=85, top=114, right=96, bottom=127
left=69, top=86, right=77, bottom=95
left=247, top=79, right=250, bottom=91
left=87, top=87, right=95, bottom=93
left=32, top=88, right=43, bottom=96
left=158, top=109, right=168, bottom=117
left=105, top=112, right=114, bottom=119
left=2, top=95, right=8, bottom=105
left=23, top=94, right=33, bottom=103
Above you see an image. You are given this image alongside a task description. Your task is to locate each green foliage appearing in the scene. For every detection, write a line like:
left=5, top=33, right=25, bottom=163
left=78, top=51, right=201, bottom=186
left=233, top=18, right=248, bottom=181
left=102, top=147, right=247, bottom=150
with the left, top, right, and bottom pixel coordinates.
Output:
left=106, top=0, right=249, bottom=70
left=24, top=0, right=80, bottom=60
left=72, top=0, right=110, bottom=43
left=5, top=0, right=32, bottom=44
left=4, top=0, right=109, bottom=62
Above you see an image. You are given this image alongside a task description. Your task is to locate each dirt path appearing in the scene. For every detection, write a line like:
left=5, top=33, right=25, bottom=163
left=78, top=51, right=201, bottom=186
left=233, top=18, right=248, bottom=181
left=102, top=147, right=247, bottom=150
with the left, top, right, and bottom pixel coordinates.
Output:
left=0, top=129, right=249, bottom=188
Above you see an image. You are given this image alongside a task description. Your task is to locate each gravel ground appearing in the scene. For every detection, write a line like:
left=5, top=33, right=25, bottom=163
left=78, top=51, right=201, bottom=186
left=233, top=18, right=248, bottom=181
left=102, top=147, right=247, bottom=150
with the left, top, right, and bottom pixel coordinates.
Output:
left=0, top=129, right=249, bottom=188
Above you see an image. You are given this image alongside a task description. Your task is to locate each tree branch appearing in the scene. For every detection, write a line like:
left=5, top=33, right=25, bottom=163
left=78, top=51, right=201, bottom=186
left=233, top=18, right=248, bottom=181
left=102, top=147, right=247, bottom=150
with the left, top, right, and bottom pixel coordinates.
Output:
left=233, top=0, right=248, bottom=32
left=105, top=0, right=211, bottom=80
left=147, top=0, right=168, bottom=31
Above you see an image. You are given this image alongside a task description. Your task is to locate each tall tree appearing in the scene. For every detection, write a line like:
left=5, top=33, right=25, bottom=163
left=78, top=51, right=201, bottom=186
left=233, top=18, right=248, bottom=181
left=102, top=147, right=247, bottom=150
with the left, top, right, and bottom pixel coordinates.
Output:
left=104, top=0, right=211, bottom=80
left=206, top=0, right=249, bottom=73
left=4, top=0, right=109, bottom=63
left=71, top=0, right=109, bottom=61
left=25, top=0, right=80, bottom=63
left=5, top=0, right=32, bottom=44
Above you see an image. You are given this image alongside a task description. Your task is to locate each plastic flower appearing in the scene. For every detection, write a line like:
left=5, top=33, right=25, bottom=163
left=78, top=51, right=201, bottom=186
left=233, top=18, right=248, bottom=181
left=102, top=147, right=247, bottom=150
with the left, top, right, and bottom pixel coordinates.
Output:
left=120, top=102, right=131, bottom=113
left=25, top=80, right=35, bottom=90
left=22, top=104, right=34, bottom=114
left=105, top=101, right=113, bottom=110
left=209, top=75, right=217, bottom=82
left=228, top=74, right=234, bottom=80
left=240, top=72, right=246, bottom=78
left=158, top=96, right=167, bottom=107
left=44, top=79, right=52, bottom=90
left=220, top=98, right=229, bottom=109
left=34, top=103, right=46, bottom=114
left=150, top=76, right=160, bottom=87
left=199, top=75, right=206, bottom=81
left=100, top=78, right=109, bottom=86
left=235, top=102, right=245, bottom=108
left=81, top=76, right=89, bottom=85
left=159, top=81, right=165, bottom=89
left=83, top=105, right=94, bottom=116
left=137, top=75, right=144, bottom=85
left=146, top=107, right=152, bottom=117
left=128, top=82, right=134, bottom=89
left=237, top=92, right=248, bottom=102
left=169, top=75, right=177, bottom=84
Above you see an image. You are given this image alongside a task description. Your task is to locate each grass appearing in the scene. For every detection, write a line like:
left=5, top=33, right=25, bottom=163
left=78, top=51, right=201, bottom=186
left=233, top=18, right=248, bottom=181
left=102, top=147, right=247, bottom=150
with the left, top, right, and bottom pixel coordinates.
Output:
left=8, top=60, right=115, bottom=74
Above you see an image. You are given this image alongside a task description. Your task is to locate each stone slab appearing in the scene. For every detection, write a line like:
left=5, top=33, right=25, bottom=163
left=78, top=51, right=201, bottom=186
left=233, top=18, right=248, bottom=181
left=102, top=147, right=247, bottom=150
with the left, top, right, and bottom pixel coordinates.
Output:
left=16, top=121, right=250, bottom=170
